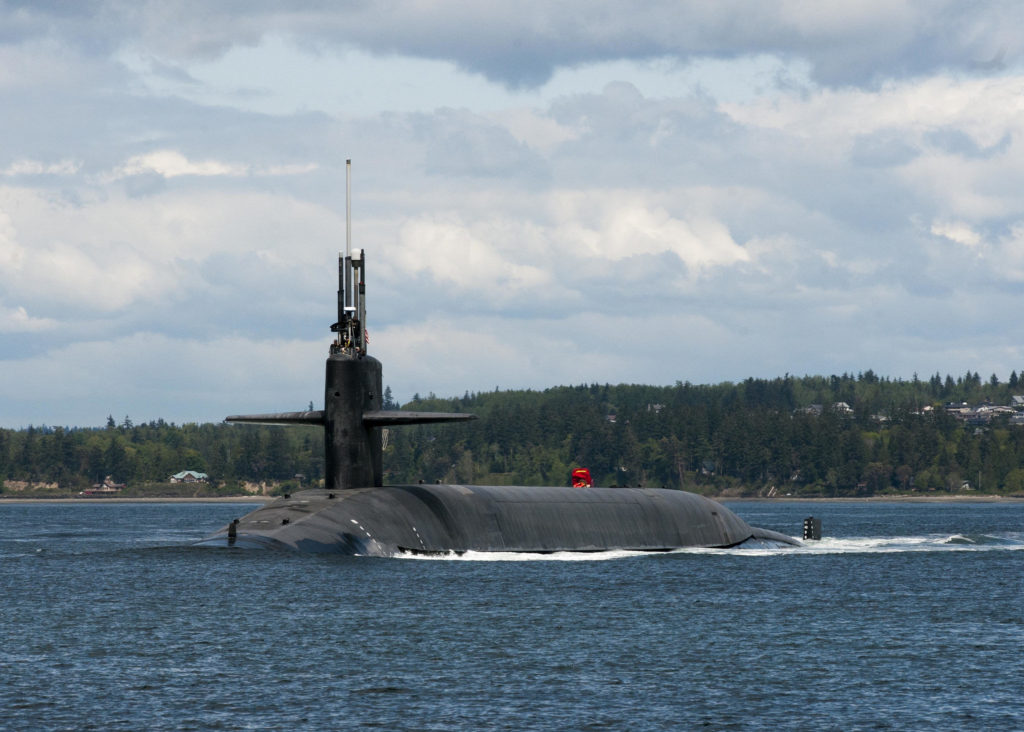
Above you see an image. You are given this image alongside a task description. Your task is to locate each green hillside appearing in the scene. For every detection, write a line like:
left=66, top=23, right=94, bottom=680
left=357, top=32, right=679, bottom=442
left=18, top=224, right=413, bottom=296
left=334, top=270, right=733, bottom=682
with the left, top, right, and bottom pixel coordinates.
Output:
left=3, top=370, right=1024, bottom=497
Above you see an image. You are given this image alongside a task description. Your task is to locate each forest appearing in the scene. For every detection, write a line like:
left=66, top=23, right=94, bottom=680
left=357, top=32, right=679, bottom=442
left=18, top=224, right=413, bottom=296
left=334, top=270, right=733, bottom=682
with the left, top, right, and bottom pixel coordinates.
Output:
left=3, top=370, right=1024, bottom=497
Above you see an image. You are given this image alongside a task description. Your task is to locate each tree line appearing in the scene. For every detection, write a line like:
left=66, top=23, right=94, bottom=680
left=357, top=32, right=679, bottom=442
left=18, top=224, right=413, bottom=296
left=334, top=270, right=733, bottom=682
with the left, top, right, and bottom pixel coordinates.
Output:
left=385, top=370, right=1024, bottom=496
left=3, top=370, right=1024, bottom=496
left=0, top=418, right=323, bottom=495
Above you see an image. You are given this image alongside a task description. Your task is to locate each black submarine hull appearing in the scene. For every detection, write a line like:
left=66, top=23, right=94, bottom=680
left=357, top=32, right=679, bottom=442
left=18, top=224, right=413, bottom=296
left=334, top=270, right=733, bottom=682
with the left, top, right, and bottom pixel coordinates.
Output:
left=213, top=239, right=799, bottom=556
left=199, top=485, right=799, bottom=555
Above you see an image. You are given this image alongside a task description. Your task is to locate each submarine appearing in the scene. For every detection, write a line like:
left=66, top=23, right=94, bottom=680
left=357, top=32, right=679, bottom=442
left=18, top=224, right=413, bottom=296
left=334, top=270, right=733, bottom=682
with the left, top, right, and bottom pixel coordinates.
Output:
left=200, top=166, right=798, bottom=555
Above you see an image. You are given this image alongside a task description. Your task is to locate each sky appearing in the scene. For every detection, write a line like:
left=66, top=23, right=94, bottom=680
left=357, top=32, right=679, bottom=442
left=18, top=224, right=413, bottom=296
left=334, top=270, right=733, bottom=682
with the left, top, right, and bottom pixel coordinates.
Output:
left=3, top=1, right=1024, bottom=428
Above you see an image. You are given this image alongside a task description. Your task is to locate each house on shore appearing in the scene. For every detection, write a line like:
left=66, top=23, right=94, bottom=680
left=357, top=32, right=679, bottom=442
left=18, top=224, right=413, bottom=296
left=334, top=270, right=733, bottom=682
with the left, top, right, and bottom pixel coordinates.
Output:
left=169, top=470, right=209, bottom=484
left=80, top=475, right=125, bottom=497
left=795, top=402, right=854, bottom=417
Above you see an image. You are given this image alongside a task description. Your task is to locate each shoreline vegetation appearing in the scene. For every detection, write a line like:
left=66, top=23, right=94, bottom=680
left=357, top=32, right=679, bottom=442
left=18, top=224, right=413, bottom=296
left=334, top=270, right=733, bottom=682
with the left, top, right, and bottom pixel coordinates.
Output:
left=4, top=371, right=1024, bottom=500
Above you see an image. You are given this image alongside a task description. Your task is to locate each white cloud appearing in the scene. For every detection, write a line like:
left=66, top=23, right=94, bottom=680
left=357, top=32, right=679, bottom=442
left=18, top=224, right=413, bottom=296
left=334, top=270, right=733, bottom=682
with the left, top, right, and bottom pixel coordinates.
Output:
left=493, top=109, right=581, bottom=152
left=722, top=75, right=1024, bottom=151
left=3, top=3, right=1024, bottom=427
left=394, top=214, right=553, bottom=296
left=382, top=189, right=750, bottom=319
left=547, top=192, right=749, bottom=273
left=0, top=186, right=339, bottom=316
left=0, top=209, right=23, bottom=270
left=106, top=150, right=318, bottom=181
left=0, top=305, right=57, bottom=333
left=931, top=220, right=981, bottom=247
left=2, top=159, right=81, bottom=176
left=112, top=150, right=249, bottom=179
left=261, top=163, right=319, bottom=176
left=28, top=241, right=160, bottom=311
left=0, top=190, right=177, bottom=313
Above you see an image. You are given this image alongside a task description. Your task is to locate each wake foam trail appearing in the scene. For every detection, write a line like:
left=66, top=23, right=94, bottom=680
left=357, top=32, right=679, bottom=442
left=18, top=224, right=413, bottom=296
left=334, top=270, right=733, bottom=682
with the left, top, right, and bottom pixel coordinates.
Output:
left=395, top=533, right=1024, bottom=560
left=750, top=534, right=1024, bottom=556
left=397, top=548, right=654, bottom=562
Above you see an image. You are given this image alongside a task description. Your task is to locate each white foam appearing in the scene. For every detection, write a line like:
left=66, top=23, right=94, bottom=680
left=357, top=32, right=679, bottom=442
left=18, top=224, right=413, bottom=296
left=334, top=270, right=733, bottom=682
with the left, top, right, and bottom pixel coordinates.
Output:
left=396, top=548, right=653, bottom=561
left=760, top=534, right=1024, bottom=555
left=393, top=534, right=1024, bottom=560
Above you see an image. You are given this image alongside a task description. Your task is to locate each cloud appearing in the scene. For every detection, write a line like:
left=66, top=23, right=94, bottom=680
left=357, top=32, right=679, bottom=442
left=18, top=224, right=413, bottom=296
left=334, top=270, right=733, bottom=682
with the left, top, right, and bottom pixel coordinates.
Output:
left=107, top=150, right=319, bottom=181
left=2, top=159, right=81, bottom=176
left=0, top=185, right=338, bottom=322
left=0, top=35, right=111, bottom=91
left=492, top=109, right=581, bottom=152
left=112, top=150, right=249, bottom=179
left=394, top=214, right=553, bottom=297
left=722, top=75, right=1024, bottom=148
left=3, top=2, right=1024, bottom=428
left=0, top=209, right=23, bottom=269
left=0, top=332, right=325, bottom=427
left=382, top=188, right=749, bottom=320
left=928, top=219, right=1024, bottom=285
left=420, top=108, right=547, bottom=178
left=995, top=224, right=1024, bottom=282
left=0, top=305, right=57, bottom=333
left=931, top=220, right=982, bottom=247
left=6, top=2, right=1023, bottom=90
left=545, top=191, right=749, bottom=273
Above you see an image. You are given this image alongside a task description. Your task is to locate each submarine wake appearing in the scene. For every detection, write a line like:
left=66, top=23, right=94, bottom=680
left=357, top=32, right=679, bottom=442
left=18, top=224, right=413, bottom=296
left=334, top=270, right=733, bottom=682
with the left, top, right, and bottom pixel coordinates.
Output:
left=396, top=537, right=804, bottom=561
left=745, top=533, right=1024, bottom=555
left=397, top=548, right=665, bottom=562
left=393, top=533, right=1024, bottom=560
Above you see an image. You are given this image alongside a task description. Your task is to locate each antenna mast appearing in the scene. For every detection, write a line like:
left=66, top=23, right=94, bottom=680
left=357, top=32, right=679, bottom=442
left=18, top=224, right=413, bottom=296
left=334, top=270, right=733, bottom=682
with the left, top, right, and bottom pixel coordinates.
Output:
left=346, top=158, right=351, bottom=259
left=331, top=159, right=366, bottom=356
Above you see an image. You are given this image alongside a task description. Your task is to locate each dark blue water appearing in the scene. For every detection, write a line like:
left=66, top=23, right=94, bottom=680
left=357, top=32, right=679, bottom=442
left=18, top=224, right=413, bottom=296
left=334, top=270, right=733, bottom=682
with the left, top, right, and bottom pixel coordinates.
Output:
left=1, top=500, right=1021, bottom=730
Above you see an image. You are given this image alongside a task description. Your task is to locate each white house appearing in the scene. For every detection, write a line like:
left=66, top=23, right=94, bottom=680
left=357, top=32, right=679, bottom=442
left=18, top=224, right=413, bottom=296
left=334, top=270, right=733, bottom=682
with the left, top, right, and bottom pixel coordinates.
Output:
left=169, top=470, right=209, bottom=483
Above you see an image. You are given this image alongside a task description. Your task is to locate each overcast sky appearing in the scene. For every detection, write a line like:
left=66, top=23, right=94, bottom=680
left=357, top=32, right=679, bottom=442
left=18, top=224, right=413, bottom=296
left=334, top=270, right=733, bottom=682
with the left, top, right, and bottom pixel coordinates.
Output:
left=3, top=1, right=1024, bottom=428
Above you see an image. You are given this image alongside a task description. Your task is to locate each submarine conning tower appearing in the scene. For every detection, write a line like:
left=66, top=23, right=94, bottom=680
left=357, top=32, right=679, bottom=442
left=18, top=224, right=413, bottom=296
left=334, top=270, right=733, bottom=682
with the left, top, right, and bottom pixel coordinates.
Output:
left=225, top=162, right=475, bottom=490
left=324, top=350, right=383, bottom=488
left=324, top=247, right=381, bottom=490
left=226, top=248, right=476, bottom=490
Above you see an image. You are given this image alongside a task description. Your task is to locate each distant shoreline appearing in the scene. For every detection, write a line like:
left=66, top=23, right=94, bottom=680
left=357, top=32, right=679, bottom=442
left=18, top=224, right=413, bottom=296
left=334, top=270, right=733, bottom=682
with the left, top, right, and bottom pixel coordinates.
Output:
left=0, top=496, right=270, bottom=504
left=0, top=493, right=1020, bottom=505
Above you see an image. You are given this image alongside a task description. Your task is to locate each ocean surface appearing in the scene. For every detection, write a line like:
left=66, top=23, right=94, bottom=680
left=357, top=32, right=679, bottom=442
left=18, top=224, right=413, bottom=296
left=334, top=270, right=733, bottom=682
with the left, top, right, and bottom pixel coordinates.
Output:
left=1, top=499, right=1021, bottom=731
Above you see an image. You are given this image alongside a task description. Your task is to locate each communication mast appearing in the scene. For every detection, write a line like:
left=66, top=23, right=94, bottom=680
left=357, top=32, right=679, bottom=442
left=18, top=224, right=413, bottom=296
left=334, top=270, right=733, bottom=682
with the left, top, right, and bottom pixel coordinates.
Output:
left=331, top=159, right=366, bottom=356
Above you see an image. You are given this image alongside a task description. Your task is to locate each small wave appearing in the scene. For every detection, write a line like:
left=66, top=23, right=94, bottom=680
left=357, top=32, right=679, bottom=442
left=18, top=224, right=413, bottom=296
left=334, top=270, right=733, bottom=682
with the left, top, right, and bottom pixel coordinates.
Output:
left=352, top=686, right=409, bottom=695
left=944, top=533, right=1019, bottom=546
left=23, top=530, right=108, bottom=540
left=946, top=534, right=976, bottom=544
